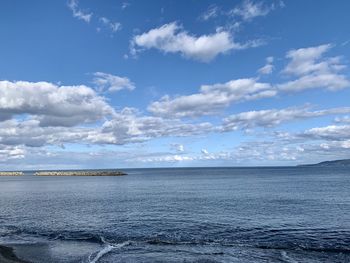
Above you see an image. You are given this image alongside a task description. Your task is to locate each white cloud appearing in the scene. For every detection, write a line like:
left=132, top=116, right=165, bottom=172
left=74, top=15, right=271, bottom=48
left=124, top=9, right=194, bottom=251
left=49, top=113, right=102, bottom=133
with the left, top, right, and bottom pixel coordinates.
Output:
left=201, top=149, right=209, bottom=155
left=278, top=73, right=349, bottom=92
left=121, top=2, right=130, bottom=10
left=230, top=0, right=276, bottom=21
left=0, top=145, right=25, bottom=161
left=283, top=44, right=334, bottom=76
left=0, top=119, right=82, bottom=147
left=148, top=78, right=275, bottom=118
left=93, top=72, right=135, bottom=92
left=0, top=80, right=113, bottom=127
left=146, top=44, right=349, bottom=120
left=132, top=149, right=232, bottom=164
left=0, top=78, right=216, bottom=151
left=131, top=22, right=259, bottom=62
left=279, top=44, right=350, bottom=91
left=171, top=143, right=185, bottom=152
left=0, top=110, right=213, bottom=149
left=138, top=154, right=194, bottom=163
left=335, top=116, right=350, bottom=123
left=101, top=108, right=214, bottom=144
left=227, top=134, right=350, bottom=165
left=67, top=0, right=92, bottom=23
left=99, top=17, right=122, bottom=32
left=199, top=4, right=220, bottom=21
left=221, top=106, right=350, bottom=131
left=258, top=56, right=274, bottom=75
left=302, top=125, right=350, bottom=141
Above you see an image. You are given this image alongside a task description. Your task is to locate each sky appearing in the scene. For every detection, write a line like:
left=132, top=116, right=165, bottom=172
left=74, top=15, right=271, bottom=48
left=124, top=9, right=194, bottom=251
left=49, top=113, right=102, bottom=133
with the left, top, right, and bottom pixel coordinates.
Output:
left=0, top=0, right=350, bottom=169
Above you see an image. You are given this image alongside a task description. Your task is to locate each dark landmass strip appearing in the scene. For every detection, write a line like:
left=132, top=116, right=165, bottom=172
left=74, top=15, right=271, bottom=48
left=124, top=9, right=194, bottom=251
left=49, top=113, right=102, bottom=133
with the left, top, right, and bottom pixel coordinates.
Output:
left=0, top=171, right=23, bottom=176
left=298, top=159, right=350, bottom=167
left=0, top=245, right=30, bottom=263
left=34, top=170, right=127, bottom=176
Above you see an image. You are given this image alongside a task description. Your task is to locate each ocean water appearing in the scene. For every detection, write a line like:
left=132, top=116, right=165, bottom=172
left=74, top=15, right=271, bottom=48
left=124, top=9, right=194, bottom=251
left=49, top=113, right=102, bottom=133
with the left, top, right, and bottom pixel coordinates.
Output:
left=0, top=167, right=350, bottom=263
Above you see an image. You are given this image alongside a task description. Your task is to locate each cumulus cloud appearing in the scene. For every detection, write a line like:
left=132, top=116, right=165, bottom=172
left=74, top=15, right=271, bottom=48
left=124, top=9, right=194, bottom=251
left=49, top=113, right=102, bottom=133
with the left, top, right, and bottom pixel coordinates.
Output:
left=2, top=41, right=350, bottom=166
left=136, top=134, right=350, bottom=165
left=0, top=119, right=99, bottom=147
left=229, top=132, right=350, bottom=165
left=0, top=109, right=214, bottom=150
left=93, top=72, right=135, bottom=92
left=147, top=44, right=349, bottom=119
left=279, top=73, right=350, bottom=92
left=221, top=106, right=350, bottom=131
left=67, top=0, right=92, bottom=23
left=148, top=78, right=275, bottom=118
left=301, top=125, right=350, bottom=141
left=283, top=44, right=332, bottom=76
left=335, top=116, right=350, bottom=123
left=0, top=80, right=113, bottom=127
left=0, top=78, right=217, bottom=157
left=101, top=108, right=214, bottom=144
left=279, top=44, right=350, bottom=91
left=0, top=145, right=25, bottom=161
left=130, top=22, right=259, bottom=62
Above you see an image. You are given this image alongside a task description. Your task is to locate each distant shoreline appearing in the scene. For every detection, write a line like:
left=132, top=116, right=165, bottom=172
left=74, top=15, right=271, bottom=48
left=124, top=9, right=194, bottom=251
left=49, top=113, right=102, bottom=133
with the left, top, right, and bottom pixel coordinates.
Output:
left=1, top=160, right=350, bottom=176
left=298, top=159, right=350, bottom=167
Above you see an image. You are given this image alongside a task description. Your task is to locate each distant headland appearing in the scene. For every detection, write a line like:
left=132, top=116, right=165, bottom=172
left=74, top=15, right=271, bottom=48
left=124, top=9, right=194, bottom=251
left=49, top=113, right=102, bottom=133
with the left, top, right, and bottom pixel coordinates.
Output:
left=298, top=159, right=350, bottom=167
left=0, top=170, right=127, bottom=176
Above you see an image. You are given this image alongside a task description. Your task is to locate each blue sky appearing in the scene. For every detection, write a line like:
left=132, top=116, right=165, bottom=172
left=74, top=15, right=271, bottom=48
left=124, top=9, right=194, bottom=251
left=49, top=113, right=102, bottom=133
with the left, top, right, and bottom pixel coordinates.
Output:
left=0, top=0, right=350, bottom=169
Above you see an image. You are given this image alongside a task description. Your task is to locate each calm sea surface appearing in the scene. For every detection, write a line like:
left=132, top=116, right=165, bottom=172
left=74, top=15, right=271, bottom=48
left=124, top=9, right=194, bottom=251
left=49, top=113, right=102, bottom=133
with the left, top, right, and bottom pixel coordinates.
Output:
left=0, top=167, right=349, bottom=262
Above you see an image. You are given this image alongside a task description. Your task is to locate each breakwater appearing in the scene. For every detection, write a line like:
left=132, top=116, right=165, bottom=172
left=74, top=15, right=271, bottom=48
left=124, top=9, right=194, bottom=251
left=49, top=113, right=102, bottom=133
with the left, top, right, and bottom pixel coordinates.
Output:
left=0, top=170, right=126, bottom=176
left=34, top=170, right=126, bottom=176
left=0, top=171, right=23, bottom=176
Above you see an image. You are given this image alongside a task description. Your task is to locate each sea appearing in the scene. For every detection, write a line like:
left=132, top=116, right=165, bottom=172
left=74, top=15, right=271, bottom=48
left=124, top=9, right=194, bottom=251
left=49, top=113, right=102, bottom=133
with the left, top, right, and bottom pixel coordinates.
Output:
left=0, top=167, right=349, bottom=263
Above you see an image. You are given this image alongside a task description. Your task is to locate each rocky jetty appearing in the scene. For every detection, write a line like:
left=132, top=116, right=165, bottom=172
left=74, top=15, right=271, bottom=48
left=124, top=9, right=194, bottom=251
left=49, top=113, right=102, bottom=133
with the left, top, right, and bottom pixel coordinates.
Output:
left=0, top=171, right=23, bottom=176
left=34, top=170, right=127, bottom=176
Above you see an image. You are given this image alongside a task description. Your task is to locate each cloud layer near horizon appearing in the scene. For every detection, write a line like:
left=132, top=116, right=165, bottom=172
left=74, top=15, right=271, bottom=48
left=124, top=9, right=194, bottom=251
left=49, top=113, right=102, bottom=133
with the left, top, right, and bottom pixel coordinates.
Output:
left=1, top=39, right=350, bottom=168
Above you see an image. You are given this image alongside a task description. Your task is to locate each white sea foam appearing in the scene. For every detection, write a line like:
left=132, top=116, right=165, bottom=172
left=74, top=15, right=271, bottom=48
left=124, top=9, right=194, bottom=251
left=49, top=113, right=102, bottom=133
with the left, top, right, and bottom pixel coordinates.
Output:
left=88, top=240, right=130, bottom=263
left=281, top=251, right=299, bottom=263
left=89, top=244, right=114, bottom=263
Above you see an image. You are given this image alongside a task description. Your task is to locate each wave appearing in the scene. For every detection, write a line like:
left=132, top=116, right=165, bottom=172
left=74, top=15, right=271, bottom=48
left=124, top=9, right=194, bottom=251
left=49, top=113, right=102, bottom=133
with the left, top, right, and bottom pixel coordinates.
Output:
left=280, top=251, right=299, bottom=263
left=257, top=245, right=350, bottom=254
left=88, top=244, right=114, bottom=263
left=88, top=239, right=131, bottom=263
left=2, top=225, right=350, bottom=255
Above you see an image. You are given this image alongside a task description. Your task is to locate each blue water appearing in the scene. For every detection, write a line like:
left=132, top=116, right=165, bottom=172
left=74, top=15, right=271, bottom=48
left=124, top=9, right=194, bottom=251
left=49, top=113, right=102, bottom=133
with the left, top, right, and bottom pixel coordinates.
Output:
left=0, top=167, right=350, bottom=262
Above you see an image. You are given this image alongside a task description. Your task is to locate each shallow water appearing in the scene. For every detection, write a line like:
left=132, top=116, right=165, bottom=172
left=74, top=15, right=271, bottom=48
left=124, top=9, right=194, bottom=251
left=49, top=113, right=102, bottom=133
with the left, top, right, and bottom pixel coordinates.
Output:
left=0, top=167, right=350, bottom=262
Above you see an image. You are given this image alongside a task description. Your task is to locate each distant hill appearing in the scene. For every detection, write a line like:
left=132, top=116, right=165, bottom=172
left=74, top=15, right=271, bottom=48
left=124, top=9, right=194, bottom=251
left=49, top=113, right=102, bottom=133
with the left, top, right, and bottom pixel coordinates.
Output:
left=299, top=159, right=350, bottom=167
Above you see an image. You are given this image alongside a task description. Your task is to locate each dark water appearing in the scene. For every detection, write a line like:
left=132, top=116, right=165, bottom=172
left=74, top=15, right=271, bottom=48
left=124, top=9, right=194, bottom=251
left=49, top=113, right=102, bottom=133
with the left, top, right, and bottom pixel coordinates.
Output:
left=0, top=167, right=350, bottom=263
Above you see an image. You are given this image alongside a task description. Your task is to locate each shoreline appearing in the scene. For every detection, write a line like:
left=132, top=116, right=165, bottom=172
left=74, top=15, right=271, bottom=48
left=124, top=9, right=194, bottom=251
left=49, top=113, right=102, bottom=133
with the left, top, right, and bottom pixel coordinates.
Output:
left=0, top=245, right=30, bottom=263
